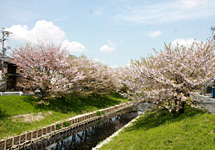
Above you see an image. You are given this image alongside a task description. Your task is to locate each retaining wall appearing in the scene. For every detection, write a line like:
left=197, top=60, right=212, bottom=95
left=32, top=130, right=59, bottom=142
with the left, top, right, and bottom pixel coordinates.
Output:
left=0, top=101, right=136, bottom=150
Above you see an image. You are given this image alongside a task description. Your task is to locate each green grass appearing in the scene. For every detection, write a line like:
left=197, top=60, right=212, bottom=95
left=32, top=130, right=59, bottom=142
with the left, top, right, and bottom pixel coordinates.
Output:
left=100, top=106, right=215, bottom=150
left=0, top=93, right=129, bottom=139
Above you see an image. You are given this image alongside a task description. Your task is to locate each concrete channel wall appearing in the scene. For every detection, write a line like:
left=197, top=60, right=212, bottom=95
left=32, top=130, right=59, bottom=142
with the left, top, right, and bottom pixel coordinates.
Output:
left=0, top=101, right=137, bottom=150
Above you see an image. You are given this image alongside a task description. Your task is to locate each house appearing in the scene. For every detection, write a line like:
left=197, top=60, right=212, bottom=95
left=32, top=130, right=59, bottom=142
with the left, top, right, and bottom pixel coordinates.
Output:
left=0, top=55, right=22, bottom=91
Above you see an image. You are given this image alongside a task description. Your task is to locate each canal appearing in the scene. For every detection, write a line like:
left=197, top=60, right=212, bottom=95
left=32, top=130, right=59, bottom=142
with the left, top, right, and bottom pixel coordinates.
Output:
left=22, top=103, right=147, bottom=150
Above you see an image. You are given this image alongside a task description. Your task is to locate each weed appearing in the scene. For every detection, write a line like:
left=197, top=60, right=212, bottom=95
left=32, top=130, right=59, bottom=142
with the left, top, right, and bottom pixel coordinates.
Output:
left=96, top=111, right=101, bottom=116
left=63, top=121, right=70, bottom=127
left=56, top=124, right=61, bottom=130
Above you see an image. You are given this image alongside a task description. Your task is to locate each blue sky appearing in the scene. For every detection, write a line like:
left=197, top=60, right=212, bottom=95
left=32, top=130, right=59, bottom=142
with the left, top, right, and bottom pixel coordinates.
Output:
left=0, top=0, right=215, bottom=67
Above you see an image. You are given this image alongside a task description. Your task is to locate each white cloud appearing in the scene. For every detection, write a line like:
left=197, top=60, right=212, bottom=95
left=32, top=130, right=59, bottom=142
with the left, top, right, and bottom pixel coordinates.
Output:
left=6, top=20, right=66, bottom=44
left=100, top=40, right=117, bottom=53
left=148, top=31, right=162, bottom=38
left=100, top=45, right=116, bottom=53
left=61, top=40, right=86, bottom=52
left=171, top=38, right=201, bottom=47
left=180, top=0, right=208, bottom=9
left=116, top=0, right=215, bottom=24
left=6, top=20, right=85, bottom=52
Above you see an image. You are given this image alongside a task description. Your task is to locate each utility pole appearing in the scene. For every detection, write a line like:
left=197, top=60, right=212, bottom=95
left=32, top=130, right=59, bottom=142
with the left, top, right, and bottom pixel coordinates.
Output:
left=0, top=28, right=12, bottom=76
left=1, top=28, right=12, bottom=56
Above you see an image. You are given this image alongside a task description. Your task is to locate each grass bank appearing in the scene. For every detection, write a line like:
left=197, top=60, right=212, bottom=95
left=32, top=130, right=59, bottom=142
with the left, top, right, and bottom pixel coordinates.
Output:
left=0, top=93, right=129, bottom=139
left=100, top=106, right=215, bottom=150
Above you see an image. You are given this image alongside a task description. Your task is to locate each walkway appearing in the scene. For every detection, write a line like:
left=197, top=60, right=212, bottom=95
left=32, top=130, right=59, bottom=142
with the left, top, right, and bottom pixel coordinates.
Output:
left=191, top=94, right=215, bottom=114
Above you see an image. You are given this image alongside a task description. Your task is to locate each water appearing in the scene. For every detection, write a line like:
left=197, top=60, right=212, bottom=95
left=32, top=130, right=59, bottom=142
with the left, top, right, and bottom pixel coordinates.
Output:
left=23, top=103, right=147, bottom=150
left=48, top=111, right=137, bottom=150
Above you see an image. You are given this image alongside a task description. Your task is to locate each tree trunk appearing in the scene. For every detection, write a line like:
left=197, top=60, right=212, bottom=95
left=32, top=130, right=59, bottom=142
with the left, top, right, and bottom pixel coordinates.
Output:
left=178, top=101, right=185, bottom=114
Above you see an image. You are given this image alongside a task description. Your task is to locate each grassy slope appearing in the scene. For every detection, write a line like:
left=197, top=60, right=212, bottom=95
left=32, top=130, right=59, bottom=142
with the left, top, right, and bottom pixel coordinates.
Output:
left=101, top=106, right=215, bottom=150
left=0, top=93, right=129, bottom=139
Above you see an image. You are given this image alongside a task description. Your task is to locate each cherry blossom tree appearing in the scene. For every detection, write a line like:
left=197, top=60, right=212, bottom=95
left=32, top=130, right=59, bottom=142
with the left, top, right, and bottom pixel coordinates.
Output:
left=12, top=42, right=84, bottom=100
left=70, top=56, right=123, bottom=95
left=122, top=39, right=215, bottom=114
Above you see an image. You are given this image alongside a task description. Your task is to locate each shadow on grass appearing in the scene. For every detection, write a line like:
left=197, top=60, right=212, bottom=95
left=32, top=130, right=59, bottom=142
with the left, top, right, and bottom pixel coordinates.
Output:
left=127, top=105, right=208, bottom=132
left=0, top=107, right=10, bottom=120
left=21, top=93, right=125, bottom=114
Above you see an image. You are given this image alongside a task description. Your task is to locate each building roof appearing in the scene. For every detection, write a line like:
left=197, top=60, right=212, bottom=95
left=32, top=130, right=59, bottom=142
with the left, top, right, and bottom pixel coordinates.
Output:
left=0, top=54, right=15, bottom=65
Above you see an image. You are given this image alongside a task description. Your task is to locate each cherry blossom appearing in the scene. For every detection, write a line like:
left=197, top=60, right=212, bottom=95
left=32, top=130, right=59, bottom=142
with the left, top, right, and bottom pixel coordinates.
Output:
left=122, top=39, right=215, bottom=113
left=12, top=42, right=84, bottom=99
